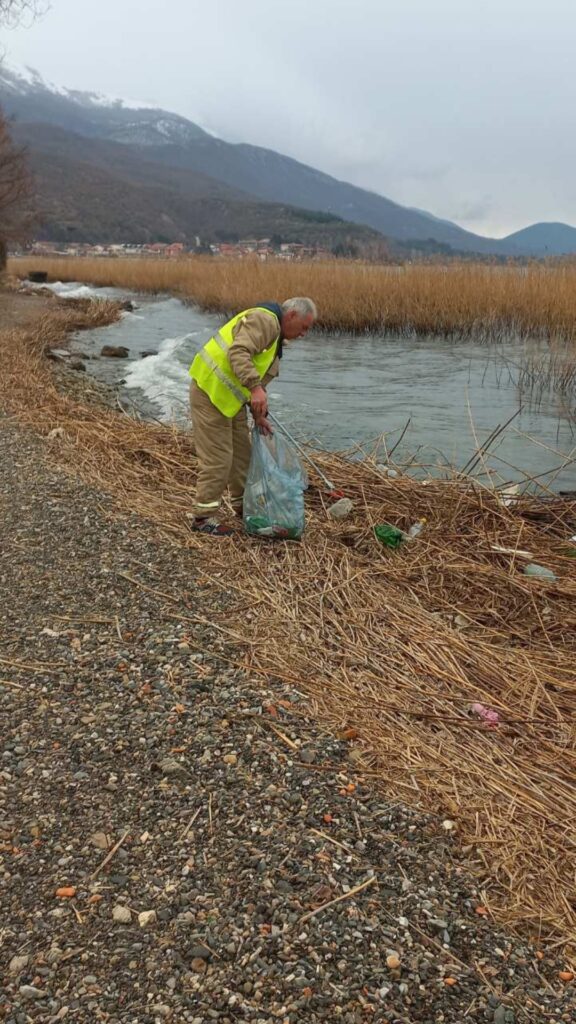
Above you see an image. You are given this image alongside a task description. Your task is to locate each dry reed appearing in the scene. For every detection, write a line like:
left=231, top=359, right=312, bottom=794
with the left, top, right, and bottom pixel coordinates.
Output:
left=1, top=302, right=575, bottom=961
left=11, top=256, right=576, bottom=341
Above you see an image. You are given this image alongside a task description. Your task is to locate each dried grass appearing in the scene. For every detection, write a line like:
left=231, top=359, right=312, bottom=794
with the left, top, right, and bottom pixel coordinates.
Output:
left=11, top=255, right=576, bottom=340
left=1, top=303, right=575, bottom=960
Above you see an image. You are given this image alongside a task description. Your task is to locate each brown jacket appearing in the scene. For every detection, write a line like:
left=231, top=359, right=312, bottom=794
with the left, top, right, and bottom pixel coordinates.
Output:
left=228, top=310, right=281, bottom=391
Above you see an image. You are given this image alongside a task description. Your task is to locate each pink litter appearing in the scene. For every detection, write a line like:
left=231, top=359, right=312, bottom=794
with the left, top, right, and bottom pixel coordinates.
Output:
left=471, top=703, right=500, bottom=728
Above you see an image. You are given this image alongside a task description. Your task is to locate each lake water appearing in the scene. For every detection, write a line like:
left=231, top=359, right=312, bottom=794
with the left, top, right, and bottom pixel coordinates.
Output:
left=61, top=284, right=575, bottom=492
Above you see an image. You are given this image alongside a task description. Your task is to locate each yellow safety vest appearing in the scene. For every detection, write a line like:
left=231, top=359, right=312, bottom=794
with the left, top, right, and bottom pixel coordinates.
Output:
left=189, top=307, right=280, bottom=418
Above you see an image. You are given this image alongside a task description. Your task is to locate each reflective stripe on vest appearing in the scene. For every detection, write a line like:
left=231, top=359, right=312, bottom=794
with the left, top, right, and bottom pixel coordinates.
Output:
left=189, top=307, right=280, bottom=418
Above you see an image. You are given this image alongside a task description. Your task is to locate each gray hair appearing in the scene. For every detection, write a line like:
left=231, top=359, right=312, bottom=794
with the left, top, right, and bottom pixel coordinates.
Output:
left=281, top=296, right=317, bottom=319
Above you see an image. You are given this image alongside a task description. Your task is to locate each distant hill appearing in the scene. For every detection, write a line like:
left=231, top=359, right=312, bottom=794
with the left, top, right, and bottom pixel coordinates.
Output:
left=499, top=222, right=576, bottom=256
left=2, top=62, right=576, bottom=256
left=14, top=122, right=387, bottom=249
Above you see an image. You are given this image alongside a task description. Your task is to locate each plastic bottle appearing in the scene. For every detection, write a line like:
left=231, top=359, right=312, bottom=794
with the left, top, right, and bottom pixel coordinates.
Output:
left=327, top=497, right=354, bottom=521
left=374, top=523, right=405, bottom=549
left=523, top=563, right=557, bottom=581
left=376, top=464, right=399, bottom=479
left=407, top=518, right=426, bottom=539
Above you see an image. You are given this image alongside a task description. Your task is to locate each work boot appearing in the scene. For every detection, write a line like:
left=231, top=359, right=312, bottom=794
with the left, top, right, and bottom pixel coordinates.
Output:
left=191, top=517, right=234, bottom=537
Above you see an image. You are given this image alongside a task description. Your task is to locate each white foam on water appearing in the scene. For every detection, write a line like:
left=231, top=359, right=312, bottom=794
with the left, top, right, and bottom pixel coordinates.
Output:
left=123, top=334, right=193, bottom=422
left=25, top=280, right=102, bottom=300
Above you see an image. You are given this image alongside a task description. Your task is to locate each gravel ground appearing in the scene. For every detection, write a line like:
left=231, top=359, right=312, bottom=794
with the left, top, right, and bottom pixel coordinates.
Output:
left=1, top=411, right=574, bottom=1023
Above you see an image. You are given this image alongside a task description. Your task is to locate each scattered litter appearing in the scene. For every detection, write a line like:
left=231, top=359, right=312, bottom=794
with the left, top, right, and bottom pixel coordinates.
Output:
left=376, top=463, right=399, bottom=479
left=523, top=563, right=557, bottom=581
left=471, top=703, right=500, bottom=728
left=452, top=613, right=473, bottom=630
left=55, top=886, right=76, bottom=898
left=374, top=523, right=405, bottom=549
left=327, top=497, right=354, bottom=520
left=491, top=544, right=533, bottom=559
left=406, top=517, right=426, bottom=539
left=47, top=427, right=66, bottom=441
left=498, top=483, right=520, bottom=507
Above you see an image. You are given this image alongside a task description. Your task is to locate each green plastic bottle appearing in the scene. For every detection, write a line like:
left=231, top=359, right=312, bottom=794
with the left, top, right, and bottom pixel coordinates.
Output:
left=374, top=523, right=406, bottom=549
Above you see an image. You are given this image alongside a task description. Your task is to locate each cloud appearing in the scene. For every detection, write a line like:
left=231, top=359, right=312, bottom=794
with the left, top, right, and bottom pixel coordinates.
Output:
left=447, top=196, right=496, bottom=225
left=4, top=0, right=576, bottom=235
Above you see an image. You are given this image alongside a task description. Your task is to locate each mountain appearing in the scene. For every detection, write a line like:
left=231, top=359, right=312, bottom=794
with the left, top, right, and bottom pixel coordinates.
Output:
left=1, top=62, right=576, bottom=256
left=0, top=69, right=389, bottom=250
left=12, top=121, right=386, bottom=249
left=0, top=62, right=493, bottom=253
left=499, top=222, right=576, bottom=256
left=0, top=63, right=213, bottom=146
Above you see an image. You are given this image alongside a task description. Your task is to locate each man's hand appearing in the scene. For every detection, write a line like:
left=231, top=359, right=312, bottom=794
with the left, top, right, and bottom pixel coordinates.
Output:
left=250, top=384, right=268, bottom=420
left=255, top=416, right=273, bottom=437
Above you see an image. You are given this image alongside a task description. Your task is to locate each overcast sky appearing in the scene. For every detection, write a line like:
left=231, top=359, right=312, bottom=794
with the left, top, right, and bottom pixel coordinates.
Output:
left=3, top=0, right=576, bottom=237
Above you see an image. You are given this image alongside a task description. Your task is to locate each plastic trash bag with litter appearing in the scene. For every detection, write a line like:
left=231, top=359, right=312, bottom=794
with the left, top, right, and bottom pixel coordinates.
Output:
left=244, top=430, right=307, bottom=540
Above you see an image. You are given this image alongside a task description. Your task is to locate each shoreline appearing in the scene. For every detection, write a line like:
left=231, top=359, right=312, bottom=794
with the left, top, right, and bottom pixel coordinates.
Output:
left=19, top=279, right=576, bottom=495
left=12, top=254, right=576, bottom=341
left=1, top=291, right=575, bottom=999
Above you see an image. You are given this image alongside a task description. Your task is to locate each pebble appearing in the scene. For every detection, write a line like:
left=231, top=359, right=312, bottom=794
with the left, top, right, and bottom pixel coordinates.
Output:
left=19, top=985, right=48, bottom=1000
left=190, top=944, right=211, bottom=960
left=138, top=910, right=157, bottom=928
left=90, top=831, right=110, bottom=849
left=300, top=748, right=316, bottom=764
left=112, top=905, right=132, bottom=923
left=9, top=954, right=29, bottom=974
left=494, top=1008, right=515, bottom=1024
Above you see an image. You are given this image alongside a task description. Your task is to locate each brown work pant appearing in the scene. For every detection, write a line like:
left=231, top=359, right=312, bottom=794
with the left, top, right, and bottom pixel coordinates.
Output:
left=190, top=382, right=251, bottom=518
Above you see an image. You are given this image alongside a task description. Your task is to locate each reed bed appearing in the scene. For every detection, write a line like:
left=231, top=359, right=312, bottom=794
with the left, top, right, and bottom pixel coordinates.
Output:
left=12, top=256, right=576, bottom=341
left=2, top=305, right=576, bottom=960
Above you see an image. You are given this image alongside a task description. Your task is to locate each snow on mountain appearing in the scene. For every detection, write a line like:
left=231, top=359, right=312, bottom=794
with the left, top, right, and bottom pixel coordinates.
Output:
left=0, top=60, right=159, bottom=110
left=0, top=60, right=218, bottom=141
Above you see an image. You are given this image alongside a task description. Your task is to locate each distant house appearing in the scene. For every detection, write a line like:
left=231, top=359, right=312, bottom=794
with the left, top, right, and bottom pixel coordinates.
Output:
left=165, top=243, right=185, bottom=257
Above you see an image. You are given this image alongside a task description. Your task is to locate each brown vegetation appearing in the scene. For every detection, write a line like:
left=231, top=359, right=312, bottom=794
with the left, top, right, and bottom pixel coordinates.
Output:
left=0, top=298, right=575, bottom=960
left=12, top=255, right=576, bottom=339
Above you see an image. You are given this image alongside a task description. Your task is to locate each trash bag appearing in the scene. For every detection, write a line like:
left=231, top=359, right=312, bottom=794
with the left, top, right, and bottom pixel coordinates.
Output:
left=244, top=430, right=307, bottom=540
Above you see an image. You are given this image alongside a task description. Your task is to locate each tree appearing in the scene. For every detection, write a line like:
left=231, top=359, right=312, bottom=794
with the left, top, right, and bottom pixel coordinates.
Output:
left=0, top=110, right=35, bottom=267
left=332, top=241, right=359, bottom=259
left=0, top=1, right=44, bottom=27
